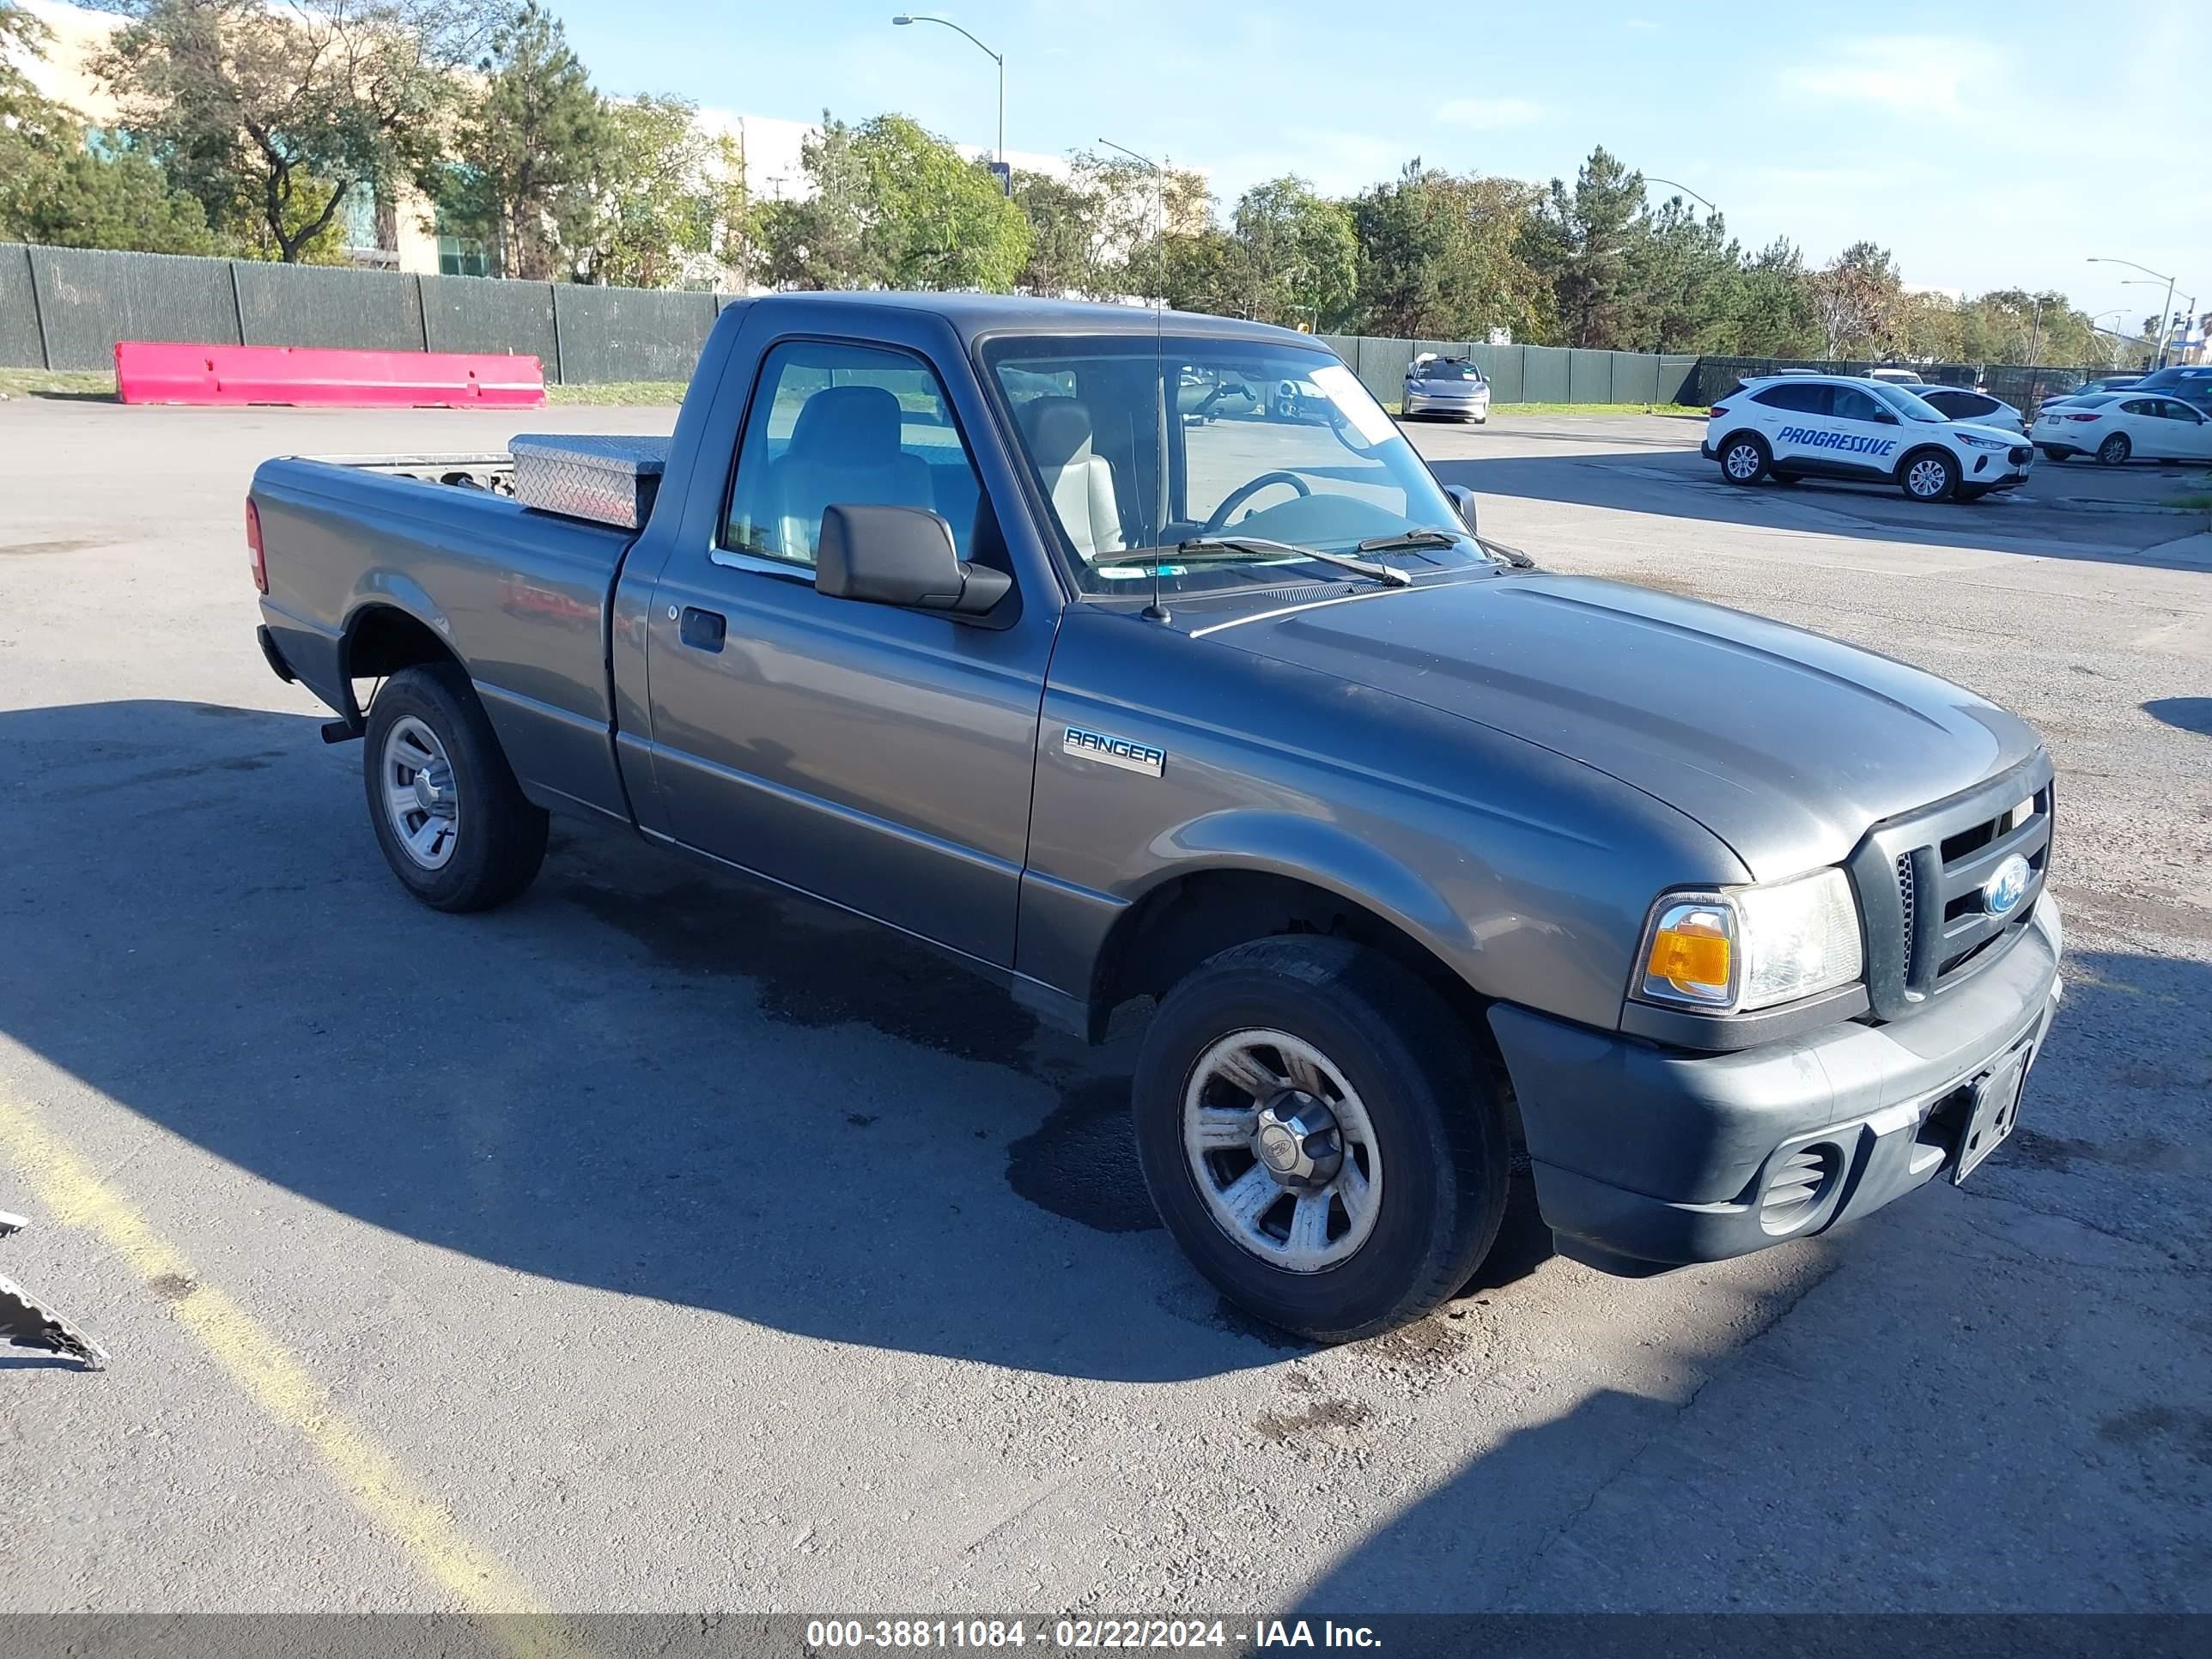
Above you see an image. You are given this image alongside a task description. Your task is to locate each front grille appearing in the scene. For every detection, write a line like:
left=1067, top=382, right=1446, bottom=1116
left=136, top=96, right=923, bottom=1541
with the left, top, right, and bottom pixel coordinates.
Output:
left=1851, top=757, right=2055, bottom=1020
left=1760, top=1145, right=1839, bottom=1233
left=2008, top=445, right=2033, bottom=466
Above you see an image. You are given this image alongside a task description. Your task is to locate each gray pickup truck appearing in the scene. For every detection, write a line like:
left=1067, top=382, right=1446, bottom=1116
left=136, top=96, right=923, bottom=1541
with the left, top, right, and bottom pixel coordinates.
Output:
left=251, top=293, right=2063, bottom=1340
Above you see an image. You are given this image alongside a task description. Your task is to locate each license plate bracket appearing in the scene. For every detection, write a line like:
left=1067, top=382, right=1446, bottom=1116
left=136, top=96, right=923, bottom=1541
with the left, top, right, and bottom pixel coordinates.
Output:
left=1954, top=1045, right=2030, bottom=1183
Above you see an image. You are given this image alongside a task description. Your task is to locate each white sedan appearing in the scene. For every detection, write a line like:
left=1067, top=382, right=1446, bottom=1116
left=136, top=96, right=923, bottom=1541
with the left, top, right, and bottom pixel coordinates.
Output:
left=2032, top=392, right=2212, bottom=464
left=1913, top=385, right=2025, bottom=434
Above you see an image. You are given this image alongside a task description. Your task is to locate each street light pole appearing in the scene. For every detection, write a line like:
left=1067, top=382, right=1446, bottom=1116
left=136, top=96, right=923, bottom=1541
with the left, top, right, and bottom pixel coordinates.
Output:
left=890, top=14, right=1005, bottom=172
left=2089, top=256, right=2177, bottom=369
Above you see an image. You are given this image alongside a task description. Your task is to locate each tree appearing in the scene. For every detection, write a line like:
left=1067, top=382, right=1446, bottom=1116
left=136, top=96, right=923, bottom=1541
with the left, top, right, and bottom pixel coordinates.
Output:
left=100, top=0, right=495, bottom=263
left=1, top=2, right=217, bottom=252
left=851, top=114, right=1030, bottom=291
left=1734, top=239, right=1820, bottom=356
left=1010, top=168, right=1102, bottom=297
left=1351, top=161, right=1547, bottom=341
left=1535, top=145, right=1649, bottom=348
left=1231, top=177, right=1356, bottom=331
left=755, top=112, right=1029, bottom=293
left=567, top=94, right=744, bottom=289
left=443, top=1, right=608, bottom=279
left=1127, top=228, right=1249, bottom=316
left=1808, top=240, right=1900, bottom=357
left=1630, top=199, right=1743, bottom=353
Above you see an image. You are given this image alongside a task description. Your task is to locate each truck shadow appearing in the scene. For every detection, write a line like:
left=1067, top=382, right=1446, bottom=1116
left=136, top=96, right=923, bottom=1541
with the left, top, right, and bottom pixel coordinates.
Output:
left=0, top=699, right=1554, bottom=1385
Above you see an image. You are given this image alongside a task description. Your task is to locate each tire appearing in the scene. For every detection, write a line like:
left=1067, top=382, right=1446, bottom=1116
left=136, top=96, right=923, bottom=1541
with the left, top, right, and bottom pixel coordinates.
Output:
left=1717, top=433, right=1769, bottom=485
left=1899, top=448, right=1958, bottom=501
left=1132, top=937, right=1510, bottom=1342
left=2097, top=432, right=2131, bottom=465
left=2039, top=446, right=2069, bottom=463
left=362, top=661, right=549, bottom=913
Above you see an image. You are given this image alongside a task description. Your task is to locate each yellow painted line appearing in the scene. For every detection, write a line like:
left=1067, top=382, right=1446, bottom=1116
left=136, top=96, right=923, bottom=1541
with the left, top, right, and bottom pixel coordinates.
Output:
left=0, top=1096, right=584, bottom=1659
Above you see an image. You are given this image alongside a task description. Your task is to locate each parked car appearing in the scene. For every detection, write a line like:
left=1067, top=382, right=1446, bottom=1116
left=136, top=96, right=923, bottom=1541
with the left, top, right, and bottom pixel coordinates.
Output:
left=2063, top=375, right=2143, bottom=398
left=2031, top=392, right=2212, bottom=464
left=1912, top=386, right=2026, bottom=433
left=2129, top=364, right=2212, bottom=414
left=1401, top=355, right=1492, bottom=422
left=1866, top=366, right=1925, bottom=385
left=1705, top=374, right=2035, bottom=501
left=251, top=293, right=2063, bottom=1342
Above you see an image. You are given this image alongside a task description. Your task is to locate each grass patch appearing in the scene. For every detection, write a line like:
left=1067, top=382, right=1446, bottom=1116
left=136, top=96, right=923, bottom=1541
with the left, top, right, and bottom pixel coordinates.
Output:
left=2169, top=493, right=2212, bottom=510
left=547, top=380, right=689, bottom=406
left=0, top=367, right=116, bottom=400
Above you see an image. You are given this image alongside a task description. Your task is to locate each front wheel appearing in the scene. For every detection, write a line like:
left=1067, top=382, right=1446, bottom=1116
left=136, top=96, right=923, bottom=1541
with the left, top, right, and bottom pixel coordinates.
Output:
left=1901, top=450, right=1958, bottom=501
left=2039, top=445, right=2069, bottom=463
left=2097, top=432, right=2131, bottom=465
left=1717, top=434, right=1769, bottom=485
left=1132, top=938, right=1510, bottom=1341
left=362, top=661, right=549, bottom=912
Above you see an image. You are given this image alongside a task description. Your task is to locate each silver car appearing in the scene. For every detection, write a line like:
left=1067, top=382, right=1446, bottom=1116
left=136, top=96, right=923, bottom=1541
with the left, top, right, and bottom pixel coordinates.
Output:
left=1401, top=356, right=1491, bottom=422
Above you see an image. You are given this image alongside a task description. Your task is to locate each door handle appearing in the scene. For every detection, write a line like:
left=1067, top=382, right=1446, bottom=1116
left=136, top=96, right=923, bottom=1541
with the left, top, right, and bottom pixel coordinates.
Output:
left=679, top=607, right=726, bottom=653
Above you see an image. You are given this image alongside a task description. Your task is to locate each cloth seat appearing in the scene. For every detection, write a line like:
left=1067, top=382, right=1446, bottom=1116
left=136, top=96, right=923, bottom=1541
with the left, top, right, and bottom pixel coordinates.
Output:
left=1021, top=396, right=1123, bottom=562
left=766, top=385, right=934, bottom=560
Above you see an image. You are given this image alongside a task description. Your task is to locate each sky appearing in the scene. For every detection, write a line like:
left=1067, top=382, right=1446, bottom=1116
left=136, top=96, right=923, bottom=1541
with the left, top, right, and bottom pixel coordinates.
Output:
left=555, top=0, right=2210, bottom=321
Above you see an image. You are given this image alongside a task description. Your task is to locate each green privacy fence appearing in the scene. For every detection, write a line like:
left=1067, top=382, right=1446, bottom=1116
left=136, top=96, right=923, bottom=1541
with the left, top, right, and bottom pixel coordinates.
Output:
left=0, top=242, right=748, bottom=385
left=1321, top=332, right=1701, bottom=406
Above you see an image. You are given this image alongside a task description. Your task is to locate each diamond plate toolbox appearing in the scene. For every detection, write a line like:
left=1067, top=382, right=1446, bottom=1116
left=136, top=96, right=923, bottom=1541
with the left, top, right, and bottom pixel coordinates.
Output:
left=510, top=433, right=671, bottom=530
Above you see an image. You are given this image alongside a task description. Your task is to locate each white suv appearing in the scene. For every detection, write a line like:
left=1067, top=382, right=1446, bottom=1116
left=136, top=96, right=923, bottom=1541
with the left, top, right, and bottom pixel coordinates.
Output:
left=1703, top=374, right=2034, bottom=502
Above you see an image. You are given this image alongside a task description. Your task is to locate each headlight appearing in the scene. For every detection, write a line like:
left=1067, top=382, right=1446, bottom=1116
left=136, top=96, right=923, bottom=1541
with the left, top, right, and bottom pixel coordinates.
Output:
left=1634, top=868, right=1863, bottom=1013
left=1957, top=433, right=2007, bottom=450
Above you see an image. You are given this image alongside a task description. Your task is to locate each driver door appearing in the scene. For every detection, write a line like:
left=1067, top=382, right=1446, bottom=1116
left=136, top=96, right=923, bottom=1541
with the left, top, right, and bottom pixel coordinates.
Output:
left=640, top=329, right=1055, bottom=966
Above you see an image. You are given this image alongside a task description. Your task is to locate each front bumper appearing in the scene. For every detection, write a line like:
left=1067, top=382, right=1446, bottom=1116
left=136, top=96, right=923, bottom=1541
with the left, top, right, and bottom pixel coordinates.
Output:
left=1404, top=392, right=1489, bottom=420
left=1488, top=895, right=2063, bottom=1273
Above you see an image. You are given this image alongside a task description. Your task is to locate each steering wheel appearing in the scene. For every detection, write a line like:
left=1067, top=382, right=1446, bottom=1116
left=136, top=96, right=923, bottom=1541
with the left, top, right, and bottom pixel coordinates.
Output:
left=1200, top=471, right=1311, bottom=536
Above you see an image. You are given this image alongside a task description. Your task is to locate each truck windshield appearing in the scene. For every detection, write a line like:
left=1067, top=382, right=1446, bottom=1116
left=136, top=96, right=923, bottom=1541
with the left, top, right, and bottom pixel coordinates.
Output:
left=982, top=335, right=1492, bottom=597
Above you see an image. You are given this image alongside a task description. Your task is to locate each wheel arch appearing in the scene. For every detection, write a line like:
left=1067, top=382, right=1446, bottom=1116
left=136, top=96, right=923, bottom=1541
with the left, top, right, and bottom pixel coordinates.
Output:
left=337, top=584, right=467, bottom=725
left=1713, top=428, right=1770, bottom=469
left=1087, top=851, right=1492, bottom=1045
left=1891, top=441, right=1958, bottom=486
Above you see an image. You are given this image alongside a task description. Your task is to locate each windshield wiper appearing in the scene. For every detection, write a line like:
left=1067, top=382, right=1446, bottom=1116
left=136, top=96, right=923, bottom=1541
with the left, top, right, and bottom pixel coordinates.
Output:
left=1096, top=535, right=1412, bottom=587
left=1354, top=527, right=1461, bottom=553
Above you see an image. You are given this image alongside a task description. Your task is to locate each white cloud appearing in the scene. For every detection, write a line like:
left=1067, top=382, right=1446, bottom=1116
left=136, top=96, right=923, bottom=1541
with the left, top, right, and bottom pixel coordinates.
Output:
left=1434, top=97, right=1543, bottom=131
left=1782, top=36, right=1989, bottom=120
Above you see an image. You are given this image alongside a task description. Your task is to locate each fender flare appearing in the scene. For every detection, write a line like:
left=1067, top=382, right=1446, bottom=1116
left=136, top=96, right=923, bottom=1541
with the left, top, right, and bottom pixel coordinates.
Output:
left=337, top=574, right=464, bottom=723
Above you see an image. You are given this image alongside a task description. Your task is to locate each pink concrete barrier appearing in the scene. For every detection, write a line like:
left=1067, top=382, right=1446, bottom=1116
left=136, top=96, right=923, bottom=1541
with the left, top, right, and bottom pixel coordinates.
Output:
left=113, top=342, right=546, bottom=408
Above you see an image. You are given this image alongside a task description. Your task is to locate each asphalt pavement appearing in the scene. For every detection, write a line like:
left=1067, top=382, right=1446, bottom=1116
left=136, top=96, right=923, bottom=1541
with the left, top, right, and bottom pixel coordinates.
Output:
left=1, top=398, right=2207, bottom=1619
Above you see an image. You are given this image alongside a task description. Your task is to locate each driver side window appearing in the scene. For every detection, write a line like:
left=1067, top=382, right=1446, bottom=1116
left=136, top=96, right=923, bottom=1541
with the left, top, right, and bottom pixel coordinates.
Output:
left=722, top=341, right=983, bottom=570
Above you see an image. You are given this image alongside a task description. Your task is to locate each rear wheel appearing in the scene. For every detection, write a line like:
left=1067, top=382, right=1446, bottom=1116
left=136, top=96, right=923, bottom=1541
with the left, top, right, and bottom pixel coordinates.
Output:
left=362, top=662, right=549, bottom=912
left=2097, top=432, right=2131, bottom=465
left=1718, top=434, right=1769, bottom=485
left=1133, top=938, right=1510, bottom=1342
left=1901, top=450, right=1958, bottom=501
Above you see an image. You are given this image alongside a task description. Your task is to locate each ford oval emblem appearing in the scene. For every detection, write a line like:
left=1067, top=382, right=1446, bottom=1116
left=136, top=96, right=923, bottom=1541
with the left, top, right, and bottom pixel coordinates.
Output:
left=1983, top=853, right=2032, bottom=918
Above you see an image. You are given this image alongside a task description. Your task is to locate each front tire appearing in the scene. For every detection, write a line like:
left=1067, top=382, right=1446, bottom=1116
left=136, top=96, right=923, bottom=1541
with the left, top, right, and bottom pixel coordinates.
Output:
left=2039, top=445, right=2069, bottom=463
left=2097, top=432, right=2131, bottom=465
left=1717, top=434, right=1769, bottom=485
left=362, top=662, right=549, bottom=913
left=1132, top=938, right=1510, bottom=1342
left=1901, top=449, right=1958, bottom=501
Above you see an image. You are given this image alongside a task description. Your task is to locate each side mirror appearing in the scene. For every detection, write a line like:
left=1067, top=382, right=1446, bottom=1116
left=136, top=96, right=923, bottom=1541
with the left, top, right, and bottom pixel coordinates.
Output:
left=815, top=504, right=1011, bottom=617
left=1443, top=483, right=1480, bottom=535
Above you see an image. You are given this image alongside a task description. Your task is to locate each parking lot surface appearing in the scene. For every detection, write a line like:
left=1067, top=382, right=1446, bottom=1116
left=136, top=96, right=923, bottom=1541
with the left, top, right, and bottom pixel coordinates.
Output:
left=2, top=401, right=2208, bottom=1615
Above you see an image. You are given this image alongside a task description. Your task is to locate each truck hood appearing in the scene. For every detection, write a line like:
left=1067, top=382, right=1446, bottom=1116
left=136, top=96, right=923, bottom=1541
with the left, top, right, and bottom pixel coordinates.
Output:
left=1200, top=573, right=2043, bottom=878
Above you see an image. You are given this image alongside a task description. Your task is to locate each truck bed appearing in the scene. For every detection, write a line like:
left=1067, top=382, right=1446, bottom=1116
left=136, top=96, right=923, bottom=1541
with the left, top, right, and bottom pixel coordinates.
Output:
left=252, top=453, right=641, bottom=824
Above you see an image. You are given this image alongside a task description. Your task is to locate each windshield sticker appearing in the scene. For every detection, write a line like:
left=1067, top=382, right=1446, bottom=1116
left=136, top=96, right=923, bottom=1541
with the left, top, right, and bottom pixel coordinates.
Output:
left=1094, top=563, right=1185, bottom=580
left=1310, top=364, right=1399, bottom=447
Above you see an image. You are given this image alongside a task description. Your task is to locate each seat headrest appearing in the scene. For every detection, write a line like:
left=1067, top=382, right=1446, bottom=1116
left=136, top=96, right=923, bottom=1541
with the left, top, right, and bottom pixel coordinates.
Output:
left=1022, top=396, right=1097, bottom=468
left=787, top=385, right=903, bottom=464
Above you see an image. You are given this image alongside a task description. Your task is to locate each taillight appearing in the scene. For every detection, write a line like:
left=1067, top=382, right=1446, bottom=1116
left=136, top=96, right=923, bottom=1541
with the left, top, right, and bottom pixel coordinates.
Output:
left=1710, top=404, right=1729, bottom=417
left=246, top=497, right=267, bottom=593
left=2064, top=412, right=2102, bottom=422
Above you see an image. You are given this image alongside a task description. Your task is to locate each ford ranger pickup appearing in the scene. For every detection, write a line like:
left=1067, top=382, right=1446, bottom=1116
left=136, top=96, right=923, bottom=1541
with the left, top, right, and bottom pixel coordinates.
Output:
left=250, top=293, right=2063, bottom=1340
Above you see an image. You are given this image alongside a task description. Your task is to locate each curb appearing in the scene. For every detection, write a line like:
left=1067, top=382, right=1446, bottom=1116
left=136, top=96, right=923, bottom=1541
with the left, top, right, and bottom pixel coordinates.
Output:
left=2032, top=495, right=2212, bottom=519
